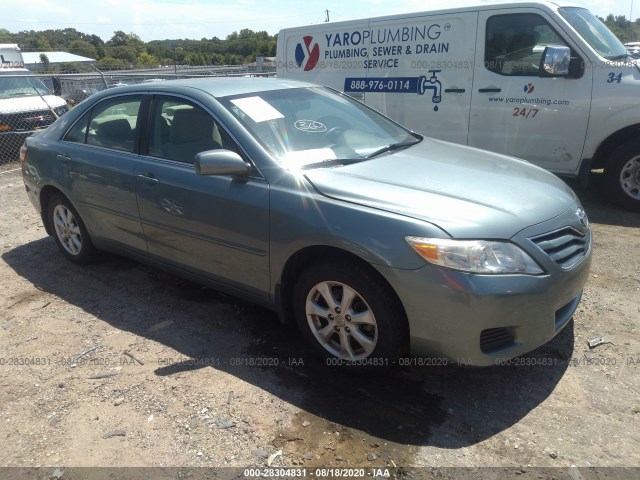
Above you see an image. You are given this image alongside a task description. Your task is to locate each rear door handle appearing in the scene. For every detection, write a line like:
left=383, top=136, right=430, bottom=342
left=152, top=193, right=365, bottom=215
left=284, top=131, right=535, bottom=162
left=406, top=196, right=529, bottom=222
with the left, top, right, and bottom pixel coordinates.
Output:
left=478, top=88, right=501, bottom=93
left=136, top=173, right=159, bottom=184
left=56, top=153, right=71, bottom=163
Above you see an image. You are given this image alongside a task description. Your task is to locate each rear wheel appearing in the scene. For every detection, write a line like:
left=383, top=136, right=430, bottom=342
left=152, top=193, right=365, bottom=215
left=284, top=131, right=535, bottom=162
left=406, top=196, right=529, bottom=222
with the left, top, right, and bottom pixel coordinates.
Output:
left=293, top=261, right=407, bottom=370
left=48, top=194, right=96, bottom=264
left=604, top=140, right=640, bottom=211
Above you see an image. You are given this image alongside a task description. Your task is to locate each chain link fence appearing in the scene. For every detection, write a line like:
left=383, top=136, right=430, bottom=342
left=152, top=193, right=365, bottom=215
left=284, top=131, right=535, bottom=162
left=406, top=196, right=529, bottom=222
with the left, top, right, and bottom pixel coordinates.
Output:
left=0, top=65, right=275, bottom=165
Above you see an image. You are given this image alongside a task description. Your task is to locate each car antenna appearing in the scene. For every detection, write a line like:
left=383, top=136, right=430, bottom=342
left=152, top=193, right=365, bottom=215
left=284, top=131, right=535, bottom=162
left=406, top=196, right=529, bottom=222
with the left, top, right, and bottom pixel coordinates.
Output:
left=90, top=64, right=109, bottom=90
left=31, top=76, right=59, bottom=120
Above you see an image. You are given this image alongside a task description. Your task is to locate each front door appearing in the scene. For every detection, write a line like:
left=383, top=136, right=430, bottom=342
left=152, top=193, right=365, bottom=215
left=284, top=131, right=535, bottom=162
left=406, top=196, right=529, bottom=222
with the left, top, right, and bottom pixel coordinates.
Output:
left=134, top=96, right=270, bottom=298
left=469, top=9, right=592, bottom=174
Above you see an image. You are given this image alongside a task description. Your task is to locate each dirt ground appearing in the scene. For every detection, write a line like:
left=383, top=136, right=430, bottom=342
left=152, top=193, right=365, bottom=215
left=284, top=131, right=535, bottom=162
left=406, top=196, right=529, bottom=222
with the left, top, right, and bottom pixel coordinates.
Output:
left=0, top=164, right=638, bottom=479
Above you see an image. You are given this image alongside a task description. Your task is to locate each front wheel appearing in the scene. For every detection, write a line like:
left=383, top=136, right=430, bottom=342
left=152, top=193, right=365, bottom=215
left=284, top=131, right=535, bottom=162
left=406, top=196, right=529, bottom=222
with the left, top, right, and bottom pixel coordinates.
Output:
left=48, top=193, right=96, bottom=264
left=604, top=140, right=640, bottom=211
left=292, top=262, right=407, bottom=370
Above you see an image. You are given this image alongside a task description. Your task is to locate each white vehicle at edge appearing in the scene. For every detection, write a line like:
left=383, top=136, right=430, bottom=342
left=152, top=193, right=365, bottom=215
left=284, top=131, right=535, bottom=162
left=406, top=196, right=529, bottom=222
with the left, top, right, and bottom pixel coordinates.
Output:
left=0, top=44, right=68, bottom=160
left=277, top=1, right=640, bottom=210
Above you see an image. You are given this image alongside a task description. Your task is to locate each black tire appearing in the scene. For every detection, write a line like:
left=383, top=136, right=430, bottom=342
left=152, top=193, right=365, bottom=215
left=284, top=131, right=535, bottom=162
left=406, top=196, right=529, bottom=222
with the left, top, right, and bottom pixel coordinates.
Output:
left=47, top=193, right=96, bottom=264
left=604, top=140, right=640, bottom=211
left=292, top=261, right=408, bottom=370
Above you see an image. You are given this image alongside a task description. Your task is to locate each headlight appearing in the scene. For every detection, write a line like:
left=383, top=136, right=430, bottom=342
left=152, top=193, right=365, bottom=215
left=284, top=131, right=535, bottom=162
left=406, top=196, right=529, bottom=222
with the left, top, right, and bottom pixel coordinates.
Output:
left=54, top=105, right=68, bottom=117
left=405, top=236, right=544, bottom=275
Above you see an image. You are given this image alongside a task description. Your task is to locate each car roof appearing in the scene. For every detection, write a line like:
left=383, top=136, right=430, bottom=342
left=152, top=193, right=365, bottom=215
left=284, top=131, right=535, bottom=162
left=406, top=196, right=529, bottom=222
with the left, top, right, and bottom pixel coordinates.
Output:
left=0, top=68, right=32, bottom=75
left=107, top=77, right=320, bottom=98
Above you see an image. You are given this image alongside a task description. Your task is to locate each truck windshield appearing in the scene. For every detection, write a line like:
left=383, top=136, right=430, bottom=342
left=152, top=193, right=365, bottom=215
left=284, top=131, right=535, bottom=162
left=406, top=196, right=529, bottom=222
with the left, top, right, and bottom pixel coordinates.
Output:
left=0, top=74, right=50, bottom=99
left=559, top=7, right=628, bottom=60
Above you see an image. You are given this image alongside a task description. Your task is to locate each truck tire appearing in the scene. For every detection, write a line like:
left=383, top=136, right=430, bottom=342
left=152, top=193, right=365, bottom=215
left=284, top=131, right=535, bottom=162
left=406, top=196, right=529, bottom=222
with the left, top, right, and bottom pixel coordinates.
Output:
left=605, top=140, right=640, bottom=211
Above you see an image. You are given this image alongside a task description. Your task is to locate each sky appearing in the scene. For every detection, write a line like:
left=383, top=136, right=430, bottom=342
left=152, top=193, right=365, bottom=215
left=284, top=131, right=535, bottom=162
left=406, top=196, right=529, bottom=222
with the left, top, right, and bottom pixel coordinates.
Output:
left=2, top=0, right=632, bottom=43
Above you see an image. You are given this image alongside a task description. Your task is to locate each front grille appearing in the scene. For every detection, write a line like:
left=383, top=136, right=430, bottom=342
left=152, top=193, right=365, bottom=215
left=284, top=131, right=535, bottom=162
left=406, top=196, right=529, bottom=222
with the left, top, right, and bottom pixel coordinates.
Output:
left=480, top=327, right=515, bottom=353
left=530, top=227, right=590, bottom=270
left=3, top=110, right=56, bottom=132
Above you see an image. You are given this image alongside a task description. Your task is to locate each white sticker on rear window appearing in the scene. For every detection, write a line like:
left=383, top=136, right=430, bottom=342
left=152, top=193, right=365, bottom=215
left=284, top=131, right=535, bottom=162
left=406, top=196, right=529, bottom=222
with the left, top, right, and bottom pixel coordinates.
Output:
left=231, top=96, right=284, bottom=123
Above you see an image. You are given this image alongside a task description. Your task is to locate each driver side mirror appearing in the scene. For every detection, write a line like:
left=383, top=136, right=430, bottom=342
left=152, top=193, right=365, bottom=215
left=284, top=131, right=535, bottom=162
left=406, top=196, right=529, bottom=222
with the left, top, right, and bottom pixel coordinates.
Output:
left=539, top=45, right=571, bottom=77
left=194, top=149, right=250, bottom=176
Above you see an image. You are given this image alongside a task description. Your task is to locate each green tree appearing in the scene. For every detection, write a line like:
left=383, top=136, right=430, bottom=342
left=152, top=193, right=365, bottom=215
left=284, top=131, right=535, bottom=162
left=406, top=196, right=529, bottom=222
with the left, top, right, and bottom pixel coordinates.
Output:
left=106, top=45, right=138, bottom=64
left=96, top=56, right=128, bottom=70
left=69, top=40, right=98, bottom=59
left=0, top=28, right=12, bottom=42
left=107, top=31, right=144, bottom=51
left=59, top=62, right=83, bottom=73
left=36, top=36, right=52, bottom=51
left=601, top=14, right=640, bottom=43
left=137, top=51, right=159, bottom=67
left=39, top=53, right=50, bottom=72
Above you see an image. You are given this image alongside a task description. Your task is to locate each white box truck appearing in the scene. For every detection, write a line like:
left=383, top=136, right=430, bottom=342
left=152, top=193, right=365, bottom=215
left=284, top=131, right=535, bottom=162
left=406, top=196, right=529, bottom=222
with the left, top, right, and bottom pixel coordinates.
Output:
left=0, top=44, right=68, bottom=161
left=0, top=43, right=25, bottom=68
left=276, top=1, right=640, bottom=210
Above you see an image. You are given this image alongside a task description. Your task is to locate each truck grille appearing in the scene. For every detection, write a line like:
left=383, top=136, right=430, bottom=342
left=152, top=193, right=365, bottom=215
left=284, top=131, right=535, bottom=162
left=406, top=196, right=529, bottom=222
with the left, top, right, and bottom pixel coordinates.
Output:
left=3, top=110, right=56, bottom=132
left=530, top=227, right=590, bottom=270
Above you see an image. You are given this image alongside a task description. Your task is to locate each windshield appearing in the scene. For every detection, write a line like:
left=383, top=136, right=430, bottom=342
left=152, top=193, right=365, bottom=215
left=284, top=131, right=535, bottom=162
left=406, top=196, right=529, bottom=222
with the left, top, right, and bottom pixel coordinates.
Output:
left=218, top=87, right=420, bottom=169
left=559, top=7, right=628, bottom=59
left=0, top=73, right=50, bottom=99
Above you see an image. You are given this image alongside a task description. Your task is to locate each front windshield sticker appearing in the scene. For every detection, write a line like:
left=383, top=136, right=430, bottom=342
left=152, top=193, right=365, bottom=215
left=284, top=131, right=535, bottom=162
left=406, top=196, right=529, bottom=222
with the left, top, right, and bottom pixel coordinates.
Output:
left=293, top=119, right=327, bottom=133
left=230, top=96, right=284, bottom=123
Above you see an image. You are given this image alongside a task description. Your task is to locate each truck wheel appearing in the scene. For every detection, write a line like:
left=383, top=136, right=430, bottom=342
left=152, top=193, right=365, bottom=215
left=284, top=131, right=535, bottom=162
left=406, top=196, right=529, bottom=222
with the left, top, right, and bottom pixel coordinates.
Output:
left=605, top=140, right=640, bottom=211
left=48, top=193, right=96, bottom=264
left=292, top=261, right=407, bottom=370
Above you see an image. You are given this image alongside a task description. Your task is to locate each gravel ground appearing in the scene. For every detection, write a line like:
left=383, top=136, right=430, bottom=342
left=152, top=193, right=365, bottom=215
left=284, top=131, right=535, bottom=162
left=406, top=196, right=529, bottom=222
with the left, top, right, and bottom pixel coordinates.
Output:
left=0, top=166, right=638, bottom=479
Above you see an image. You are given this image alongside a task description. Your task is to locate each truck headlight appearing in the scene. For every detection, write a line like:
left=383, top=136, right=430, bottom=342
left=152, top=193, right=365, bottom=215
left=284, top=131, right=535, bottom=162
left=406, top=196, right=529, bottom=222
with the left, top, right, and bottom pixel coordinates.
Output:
left=405, top=236, right=544, bottom=275
left=54, top=105, right=68, bottom=117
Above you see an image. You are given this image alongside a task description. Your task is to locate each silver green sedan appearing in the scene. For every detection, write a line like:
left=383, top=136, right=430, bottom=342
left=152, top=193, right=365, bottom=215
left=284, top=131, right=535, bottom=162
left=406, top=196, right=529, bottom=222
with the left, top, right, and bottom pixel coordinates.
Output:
left=20, top=78, right=592, bottom=369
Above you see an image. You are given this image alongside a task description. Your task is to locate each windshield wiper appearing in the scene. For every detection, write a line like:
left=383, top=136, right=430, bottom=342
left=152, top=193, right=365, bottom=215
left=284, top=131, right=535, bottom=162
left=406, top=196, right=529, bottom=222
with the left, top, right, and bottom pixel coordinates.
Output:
left=366, top=139, right=420, bottom=159
left=608, top=54, right=630, bottom=60
left=300, top=158, right=365, bottom=170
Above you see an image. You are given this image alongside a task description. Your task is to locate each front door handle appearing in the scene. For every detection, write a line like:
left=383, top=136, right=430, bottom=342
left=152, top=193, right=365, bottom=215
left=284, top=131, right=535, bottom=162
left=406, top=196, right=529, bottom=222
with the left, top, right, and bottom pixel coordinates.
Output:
left=136, top=173, right=159, bottom=184
left=478, top=88, right=502, bottom=93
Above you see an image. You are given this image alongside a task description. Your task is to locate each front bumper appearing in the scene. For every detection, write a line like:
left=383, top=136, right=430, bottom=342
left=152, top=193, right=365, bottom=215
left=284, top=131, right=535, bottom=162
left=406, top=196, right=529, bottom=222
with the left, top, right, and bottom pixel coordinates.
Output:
left=379, top=205, right=592, bottom=366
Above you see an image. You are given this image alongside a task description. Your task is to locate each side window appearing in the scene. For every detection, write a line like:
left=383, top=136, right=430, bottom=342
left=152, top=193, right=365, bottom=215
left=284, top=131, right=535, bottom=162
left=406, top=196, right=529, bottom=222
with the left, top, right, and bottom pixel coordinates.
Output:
left=485, top=14, right=568, bottom=76
left=63, top=111, right=90, bottom=144
left=85, top=96, right=142, bottom=152
left=148, top=97, right=237, bottom=164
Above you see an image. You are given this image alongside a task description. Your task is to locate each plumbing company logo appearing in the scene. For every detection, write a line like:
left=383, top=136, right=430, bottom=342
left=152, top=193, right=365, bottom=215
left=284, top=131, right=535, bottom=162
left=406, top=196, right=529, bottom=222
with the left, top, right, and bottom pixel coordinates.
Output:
left=524, top=83, right=535, bottom=94
left=295, top=36, right=320, bottom=71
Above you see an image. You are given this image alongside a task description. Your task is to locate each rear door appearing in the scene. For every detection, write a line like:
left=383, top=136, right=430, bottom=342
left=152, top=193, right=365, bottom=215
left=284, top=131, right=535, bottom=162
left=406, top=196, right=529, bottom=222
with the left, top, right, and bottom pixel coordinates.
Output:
left=469, top=8, right=592, bottom=173
left=57, top=94, right=147, bottom=253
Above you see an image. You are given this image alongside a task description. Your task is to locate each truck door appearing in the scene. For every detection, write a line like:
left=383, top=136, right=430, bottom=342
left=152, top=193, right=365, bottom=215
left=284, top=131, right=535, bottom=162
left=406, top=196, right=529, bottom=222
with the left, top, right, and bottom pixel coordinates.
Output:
left=469, top=9, right=592, bottom=174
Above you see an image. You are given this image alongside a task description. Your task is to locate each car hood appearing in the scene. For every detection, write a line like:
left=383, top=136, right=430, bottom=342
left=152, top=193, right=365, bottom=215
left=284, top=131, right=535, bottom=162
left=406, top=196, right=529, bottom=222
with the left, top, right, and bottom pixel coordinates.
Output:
left=303, top=138, right=578, bottom=239
left=0, top=95, right=66, bottom=114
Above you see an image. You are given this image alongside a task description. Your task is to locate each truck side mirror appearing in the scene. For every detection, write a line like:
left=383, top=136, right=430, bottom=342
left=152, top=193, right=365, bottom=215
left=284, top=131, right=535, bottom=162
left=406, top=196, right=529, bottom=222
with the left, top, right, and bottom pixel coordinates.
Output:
left=539, top=46, right=571, bottom=77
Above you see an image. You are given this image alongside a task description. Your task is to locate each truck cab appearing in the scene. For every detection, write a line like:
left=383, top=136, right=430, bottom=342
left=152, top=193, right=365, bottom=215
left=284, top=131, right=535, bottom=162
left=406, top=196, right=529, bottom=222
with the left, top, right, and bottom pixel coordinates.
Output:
left=0, top=68, right=68, bottom=161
